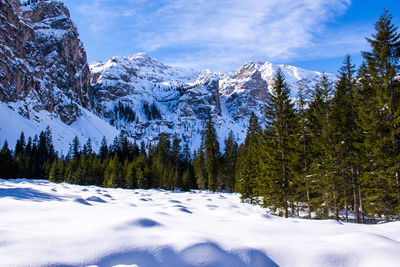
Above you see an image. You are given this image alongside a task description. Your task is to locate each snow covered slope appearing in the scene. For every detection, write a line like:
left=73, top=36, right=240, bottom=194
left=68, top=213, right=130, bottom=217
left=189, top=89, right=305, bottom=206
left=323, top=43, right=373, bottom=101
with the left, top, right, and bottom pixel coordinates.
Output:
left=1, top=179, right=399, bottom=267
left=91, top=54, right=336, bottom=149
left=0, top=102, right=119, bottom=153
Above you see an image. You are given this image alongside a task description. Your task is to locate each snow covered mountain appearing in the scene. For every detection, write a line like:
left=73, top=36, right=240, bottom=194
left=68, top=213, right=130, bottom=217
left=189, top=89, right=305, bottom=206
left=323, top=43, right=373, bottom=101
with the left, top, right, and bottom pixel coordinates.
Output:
left=1, top=0, right=93, bottom=123
left=90, top=53, right=336, bottom=149
left=0, top=0, right=336, bottom=152
left=0, top=0, right=119, bottom=152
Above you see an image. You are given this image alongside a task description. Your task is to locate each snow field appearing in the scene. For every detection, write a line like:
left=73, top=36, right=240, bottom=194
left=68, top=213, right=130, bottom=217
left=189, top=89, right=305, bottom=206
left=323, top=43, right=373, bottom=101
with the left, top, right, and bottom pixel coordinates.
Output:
left=0, top=179, right=399, bottom=267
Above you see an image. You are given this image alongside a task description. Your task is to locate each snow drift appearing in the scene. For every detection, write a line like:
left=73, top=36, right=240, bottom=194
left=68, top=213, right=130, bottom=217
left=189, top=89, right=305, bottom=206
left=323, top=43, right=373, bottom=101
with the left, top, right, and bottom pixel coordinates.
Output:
left=0, top=179, right=399, bottom=267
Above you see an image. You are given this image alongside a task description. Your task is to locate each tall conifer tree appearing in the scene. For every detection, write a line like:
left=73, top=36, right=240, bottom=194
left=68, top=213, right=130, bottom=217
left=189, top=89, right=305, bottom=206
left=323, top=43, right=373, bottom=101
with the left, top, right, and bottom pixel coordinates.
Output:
left=331, top=55, right=359, bottom=222
left=359, top=10, right=400, bottom=217
left=222, top=131, right=238, bottom=192
left=259, top=69, right=298, bottom=217
left=236, top=113, right=261, bottom=203
left=203, top=116, right=220, bottom=191
left=295, top=81, right=313, bottom=218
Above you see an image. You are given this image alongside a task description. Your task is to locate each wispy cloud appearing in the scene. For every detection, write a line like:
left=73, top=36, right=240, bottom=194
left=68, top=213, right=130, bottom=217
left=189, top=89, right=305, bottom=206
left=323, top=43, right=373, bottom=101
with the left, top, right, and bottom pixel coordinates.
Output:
left=302, top=24, right=371, bottom=59
left=67, top=0, right=141, bottom=38
left=66, top=0, right=364, bottom=72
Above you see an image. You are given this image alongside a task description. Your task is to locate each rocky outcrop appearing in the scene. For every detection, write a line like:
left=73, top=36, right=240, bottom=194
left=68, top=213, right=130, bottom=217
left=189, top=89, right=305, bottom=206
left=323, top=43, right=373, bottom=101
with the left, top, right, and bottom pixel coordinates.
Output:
left=220, top=62, right=271, bottom=120
left=0, top=0, right=35, bottom=103
left=179, top=74, right=222, bottom=120
left=0, top=0, right=91, bottom=124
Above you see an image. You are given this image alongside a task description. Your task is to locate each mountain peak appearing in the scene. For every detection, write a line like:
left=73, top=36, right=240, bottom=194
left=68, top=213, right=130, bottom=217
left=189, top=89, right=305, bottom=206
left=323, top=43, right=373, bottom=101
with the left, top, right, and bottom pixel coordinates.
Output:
left=127, top=52, right=161, bottom=64
left=130, top=52, right=150, bottom=59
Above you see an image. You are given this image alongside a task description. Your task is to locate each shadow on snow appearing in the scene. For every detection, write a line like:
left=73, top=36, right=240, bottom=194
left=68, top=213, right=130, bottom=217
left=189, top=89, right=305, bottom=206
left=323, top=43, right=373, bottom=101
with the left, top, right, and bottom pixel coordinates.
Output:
left=0, top=187, right=61, bottom=202
left=93, top=242, right=278, bottom=267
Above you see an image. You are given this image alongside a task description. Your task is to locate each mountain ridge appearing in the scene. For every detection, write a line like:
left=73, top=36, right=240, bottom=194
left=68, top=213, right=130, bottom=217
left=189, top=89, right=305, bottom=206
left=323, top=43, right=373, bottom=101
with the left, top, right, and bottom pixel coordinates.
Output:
left=0, top=0, right=337, bottom=152
left=89, top=52, right=336, bottom=150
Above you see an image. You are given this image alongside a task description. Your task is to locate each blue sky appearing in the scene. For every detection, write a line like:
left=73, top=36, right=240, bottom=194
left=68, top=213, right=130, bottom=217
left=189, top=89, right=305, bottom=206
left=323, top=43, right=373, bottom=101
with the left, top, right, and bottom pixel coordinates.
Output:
left=63, top=0, right=400, bottom=74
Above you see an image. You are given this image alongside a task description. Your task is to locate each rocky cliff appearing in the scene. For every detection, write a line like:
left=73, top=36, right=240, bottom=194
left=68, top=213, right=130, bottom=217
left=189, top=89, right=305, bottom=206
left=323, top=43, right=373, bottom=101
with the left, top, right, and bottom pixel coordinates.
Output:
left=0, top=0, right=91, bottom=124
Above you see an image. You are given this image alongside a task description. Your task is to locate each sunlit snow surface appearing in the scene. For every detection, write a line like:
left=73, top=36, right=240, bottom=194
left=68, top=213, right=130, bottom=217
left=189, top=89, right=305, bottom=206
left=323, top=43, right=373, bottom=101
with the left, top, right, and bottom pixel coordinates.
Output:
left=0, top=179, right=400, bottom=267
left=0, top=102, right=119, bottom=154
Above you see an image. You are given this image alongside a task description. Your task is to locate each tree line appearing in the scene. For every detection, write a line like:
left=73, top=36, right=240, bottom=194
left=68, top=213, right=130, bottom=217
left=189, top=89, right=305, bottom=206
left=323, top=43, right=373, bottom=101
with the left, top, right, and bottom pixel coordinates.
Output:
left=0, top=10, right=399, bottom=222
left=232, top=10, right=400, bottom=222
left=0, top=130, right=198, bottom=190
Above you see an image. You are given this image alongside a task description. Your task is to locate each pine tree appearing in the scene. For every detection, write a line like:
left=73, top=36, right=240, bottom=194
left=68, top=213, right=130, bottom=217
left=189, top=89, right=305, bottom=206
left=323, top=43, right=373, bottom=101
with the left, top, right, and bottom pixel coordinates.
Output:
left=193, top=148, right=207, bottom=189
left=14, top=132, right=27, bottom=178
left=49, top=159, right=64, bottom=183
left=32, top=127, right=56, bottom=178
left=14, top=132, right=26, bottom=157
left=99, top=136, right=109, bottom=162
left=203, top=116, right=220, bottom=191
left=330, top=55, right=360, bottom=222
left=90, top=155, right=104, bottom=186
left=140, top=141, right=146, bottom=157
left=111, top=132, right=131, bottom=162
left=359, top=10, right=400, bottom=218
left=23, top=137, right=33, bottom=178
left=181, top=169, right=191, bottom=191
left=133, top=155, right=151, bottom=189
left=82, top=138, right=93, bottom=158
left=306, top=75, right=336, bottom=219
left=103, top=155, right=125, bottom=188
left=236, top=113, right=261, bottom=202
left=0, top=141, right=14, bottom=178
left=125, top=160, right=138, bottom=189
left=183, top=143, right=191, bottom=163
left=73, top=158, right=86, bottom=185
left=171, top=136, right=181, bottom=165
left=132, top=141, right=140, bottom=158
left=222, top=131, right=238, bottom=192
left=295, top=80, right=313, bottom=218
left=151, top=133, right=171, bottom=189
left=259, top=69, right=298, bottom=218
left=70, top=136, right=81, bottom=160
left=354, top=62, right=374, bottom=223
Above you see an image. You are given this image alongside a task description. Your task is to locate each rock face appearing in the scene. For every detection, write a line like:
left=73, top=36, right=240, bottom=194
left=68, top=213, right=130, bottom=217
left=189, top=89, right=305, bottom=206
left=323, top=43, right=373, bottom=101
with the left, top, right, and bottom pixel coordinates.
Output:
left=90, top=53, right=337, bottom=147
left=90, top=54, right=224, bottom=145
left=0, top=0, right=91, bottom=124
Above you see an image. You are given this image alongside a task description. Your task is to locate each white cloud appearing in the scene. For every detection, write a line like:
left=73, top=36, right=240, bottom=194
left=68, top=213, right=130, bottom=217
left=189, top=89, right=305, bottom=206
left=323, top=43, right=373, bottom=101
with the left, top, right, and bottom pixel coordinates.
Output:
left=67, top=0, right=363, bottom=71
left=68, top=0, right=140, bottom=38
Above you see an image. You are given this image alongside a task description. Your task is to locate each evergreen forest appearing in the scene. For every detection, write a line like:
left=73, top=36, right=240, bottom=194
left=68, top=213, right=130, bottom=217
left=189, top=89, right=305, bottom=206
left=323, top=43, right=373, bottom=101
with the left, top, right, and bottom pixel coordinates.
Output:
left=1, top=10, right=400, bottom=222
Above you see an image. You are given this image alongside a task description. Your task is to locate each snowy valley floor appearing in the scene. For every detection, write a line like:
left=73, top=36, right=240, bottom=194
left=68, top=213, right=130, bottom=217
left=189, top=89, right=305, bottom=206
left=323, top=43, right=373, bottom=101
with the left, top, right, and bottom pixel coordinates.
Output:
left=0, top=179, right=400, bottom=267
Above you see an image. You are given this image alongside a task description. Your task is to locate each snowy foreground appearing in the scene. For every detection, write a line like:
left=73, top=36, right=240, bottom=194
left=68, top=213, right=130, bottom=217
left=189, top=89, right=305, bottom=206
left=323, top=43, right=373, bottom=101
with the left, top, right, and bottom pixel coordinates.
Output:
left=1, top=180, right=400, bottom=267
